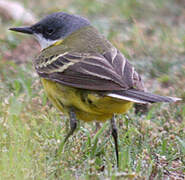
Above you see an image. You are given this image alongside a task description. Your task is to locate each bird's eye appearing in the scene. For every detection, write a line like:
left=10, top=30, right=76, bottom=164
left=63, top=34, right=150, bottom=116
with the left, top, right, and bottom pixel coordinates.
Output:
left=35, top=25, right=43, bottom=33
left=46, top=28, right=54, bottom=35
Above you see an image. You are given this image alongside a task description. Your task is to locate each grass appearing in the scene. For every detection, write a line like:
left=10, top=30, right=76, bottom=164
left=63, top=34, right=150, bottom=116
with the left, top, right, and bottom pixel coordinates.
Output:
left=0, top=0, right=185, bottom=179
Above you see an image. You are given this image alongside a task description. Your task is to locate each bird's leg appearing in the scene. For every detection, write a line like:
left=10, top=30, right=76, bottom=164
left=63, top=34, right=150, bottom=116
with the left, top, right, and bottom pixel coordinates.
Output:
left=95, top=122, right=101, bottom=133
left=57, top=108, right=77, bottom=155
left=64, top=107, right=77, bottom=143
left=110, top=115, right=119, bottom=167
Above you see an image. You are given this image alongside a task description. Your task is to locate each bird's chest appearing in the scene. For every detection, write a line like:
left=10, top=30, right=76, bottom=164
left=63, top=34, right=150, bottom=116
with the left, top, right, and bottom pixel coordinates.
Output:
left=41, top=78, right=98, bottom=114
left=40, top=78, right=133, bottom=122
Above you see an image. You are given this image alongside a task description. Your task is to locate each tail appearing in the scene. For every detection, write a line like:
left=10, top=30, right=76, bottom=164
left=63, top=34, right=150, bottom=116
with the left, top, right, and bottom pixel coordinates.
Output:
left=107, top=89, right=181, bottom=104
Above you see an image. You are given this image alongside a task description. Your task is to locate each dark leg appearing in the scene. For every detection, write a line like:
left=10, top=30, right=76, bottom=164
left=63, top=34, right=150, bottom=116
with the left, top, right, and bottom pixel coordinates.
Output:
left=95, top=122, right=101, bottom=133
left=64, top=107, right=77, bottom=143
left=110, top=115, right=119, bottom=167
left=57, top=108, right=77, bottom=155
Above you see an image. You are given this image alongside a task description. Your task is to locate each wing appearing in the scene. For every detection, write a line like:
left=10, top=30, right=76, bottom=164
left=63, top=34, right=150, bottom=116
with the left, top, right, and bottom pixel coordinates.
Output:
left=34, top=48, right=144, bottom=91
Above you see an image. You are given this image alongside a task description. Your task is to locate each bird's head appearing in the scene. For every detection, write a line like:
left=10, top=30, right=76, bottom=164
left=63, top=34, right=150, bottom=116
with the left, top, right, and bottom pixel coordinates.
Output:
left=9, top=12, right=90, bottom=49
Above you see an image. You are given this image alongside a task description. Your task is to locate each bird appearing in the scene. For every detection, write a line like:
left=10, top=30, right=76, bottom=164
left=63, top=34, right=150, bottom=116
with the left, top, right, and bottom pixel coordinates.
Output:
left=9, top=12, right=181, bottom=167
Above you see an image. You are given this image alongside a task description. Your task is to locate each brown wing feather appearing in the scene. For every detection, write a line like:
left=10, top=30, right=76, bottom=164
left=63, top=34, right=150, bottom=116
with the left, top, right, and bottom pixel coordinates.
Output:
left=39, top=71, right=124, bottom=90
left=36, top=49, right=144, bottom=91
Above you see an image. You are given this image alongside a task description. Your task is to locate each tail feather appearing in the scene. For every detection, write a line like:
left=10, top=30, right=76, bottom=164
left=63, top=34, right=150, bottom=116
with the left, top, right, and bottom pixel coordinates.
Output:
left=107, top=89, right=181, bottom=104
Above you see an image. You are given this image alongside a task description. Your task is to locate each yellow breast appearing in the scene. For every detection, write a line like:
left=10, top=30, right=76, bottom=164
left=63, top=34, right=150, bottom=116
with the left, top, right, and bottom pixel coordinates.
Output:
left=41, top=78, right=133, bottom=122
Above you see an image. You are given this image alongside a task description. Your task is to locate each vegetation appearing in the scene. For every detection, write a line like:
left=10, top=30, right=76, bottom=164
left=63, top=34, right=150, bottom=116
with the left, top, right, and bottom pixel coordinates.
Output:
left=0, top=0, right=184, bottom=179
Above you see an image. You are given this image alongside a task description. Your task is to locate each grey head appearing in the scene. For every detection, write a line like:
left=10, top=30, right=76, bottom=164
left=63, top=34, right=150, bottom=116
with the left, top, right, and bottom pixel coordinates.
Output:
left=9, top=12, right=90, bottom=49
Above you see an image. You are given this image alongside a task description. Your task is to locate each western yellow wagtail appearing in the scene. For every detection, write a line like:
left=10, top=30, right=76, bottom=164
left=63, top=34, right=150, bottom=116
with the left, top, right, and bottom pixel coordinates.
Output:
left=9, top=12, right=181, bottom=166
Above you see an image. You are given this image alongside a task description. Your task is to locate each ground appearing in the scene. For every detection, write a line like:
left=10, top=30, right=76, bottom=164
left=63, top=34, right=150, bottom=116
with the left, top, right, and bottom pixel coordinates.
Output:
left=0, top=0, right=185, bottom=179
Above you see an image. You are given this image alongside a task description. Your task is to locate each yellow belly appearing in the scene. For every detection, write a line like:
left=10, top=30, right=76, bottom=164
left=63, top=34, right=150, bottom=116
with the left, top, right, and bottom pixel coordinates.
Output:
left=41, top=78, right=133, bottom=122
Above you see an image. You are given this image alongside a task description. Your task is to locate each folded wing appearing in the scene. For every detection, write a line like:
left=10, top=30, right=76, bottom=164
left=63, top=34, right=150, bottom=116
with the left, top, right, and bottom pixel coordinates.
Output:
left=35, top=48, right=143, bottom=91
left=35, top=48, right=180, bottom=103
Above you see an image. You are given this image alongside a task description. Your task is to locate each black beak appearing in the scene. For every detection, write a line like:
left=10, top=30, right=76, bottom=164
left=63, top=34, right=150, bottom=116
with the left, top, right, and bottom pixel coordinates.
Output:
left=9, top=26, right=33, bottom=35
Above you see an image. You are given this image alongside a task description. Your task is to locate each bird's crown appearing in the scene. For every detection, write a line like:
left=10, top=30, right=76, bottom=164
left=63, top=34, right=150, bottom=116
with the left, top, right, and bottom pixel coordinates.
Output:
left=10, top=12, right=90, bottom=49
